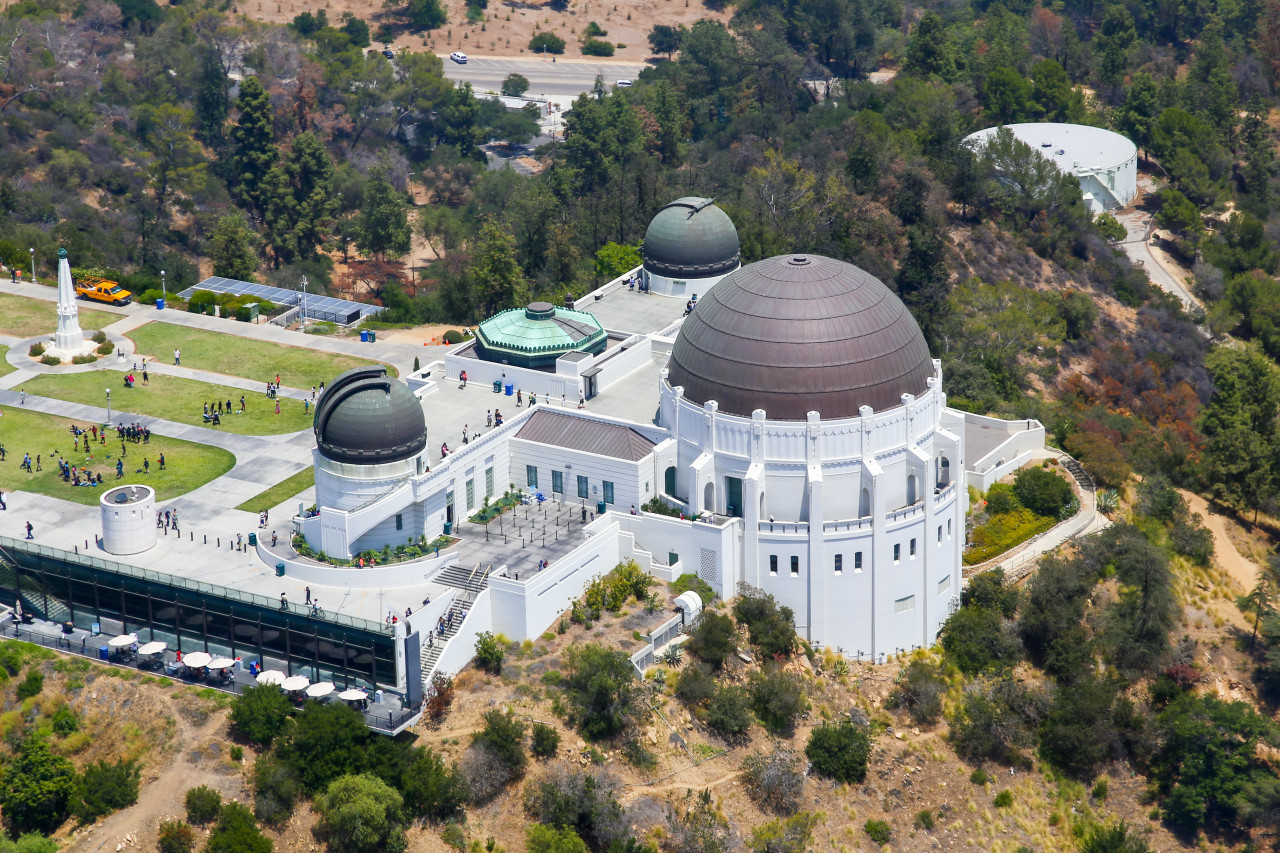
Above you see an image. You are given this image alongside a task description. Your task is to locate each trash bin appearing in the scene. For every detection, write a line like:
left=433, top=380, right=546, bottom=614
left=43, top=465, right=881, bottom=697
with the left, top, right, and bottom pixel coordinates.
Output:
left=156, top=298, right=165, bottom=311
left=493, top=380, right=502, bottom=392
left=360, top=329, right=369, bottom=342
left=98, top=646, right=109, bottom=660
left=249, top=532, right=257, bottom=547
left=368, top=330, right=376, bottom=343
left=597, top=501, right=606, bottom=515
left=505, top=383, right=513, bottom=396
left=443, top=521, right=453, bottom=535
left=275, top=562, right=285, bottom=577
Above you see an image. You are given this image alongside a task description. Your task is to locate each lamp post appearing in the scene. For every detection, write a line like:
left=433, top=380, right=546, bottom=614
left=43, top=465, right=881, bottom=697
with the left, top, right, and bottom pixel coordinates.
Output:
left=29, top=248, right=34, bottom=284
left=300, top=275, right=308, bottom=329
left=160, top=269, right=166, bottom=301
left=105, top=388, right=111, bottom=425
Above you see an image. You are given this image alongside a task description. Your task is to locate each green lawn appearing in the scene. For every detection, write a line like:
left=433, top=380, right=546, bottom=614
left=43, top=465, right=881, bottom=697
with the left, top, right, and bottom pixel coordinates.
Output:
left=0, top=293, right=117, bottom=338
left=128, top=322, right=395, bottom=390
left=0, top=347, right=13, bottom=379
left=17, top=372, right=314, bottom=436
left=0, top=408, right=234, bottom=506
left=235, top=467, right=315, bottom=513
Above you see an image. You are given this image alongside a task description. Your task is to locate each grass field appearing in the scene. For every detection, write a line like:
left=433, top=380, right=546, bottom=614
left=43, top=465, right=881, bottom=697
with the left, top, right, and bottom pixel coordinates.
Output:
left=235, top=467, right=314, bottom=513
left=0, top=408, right=235, bottom=506
left=17, top=372, right=314, bottom=436
left=0, top=347, right=12, bottom=379
left=128, top=322, right=395, bottom=390
left=0, top=293, right=117, bottom=338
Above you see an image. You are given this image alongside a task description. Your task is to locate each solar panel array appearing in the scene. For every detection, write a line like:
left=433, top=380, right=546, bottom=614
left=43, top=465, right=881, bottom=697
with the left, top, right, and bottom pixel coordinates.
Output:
left=178, top=277, right=384, bottom=325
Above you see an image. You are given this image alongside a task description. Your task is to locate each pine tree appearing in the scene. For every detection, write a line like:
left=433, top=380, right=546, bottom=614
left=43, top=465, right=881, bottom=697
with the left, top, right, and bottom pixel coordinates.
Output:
left=263, top=132, right=337, bottom=265
left=355, top=166, right=412, bottom=261
left=228, top=76, right=278, bottom=218
left=193, top=45, right=230, bottom=145
left=210, top=212, right=261, bottom=281
left=472, top=220, right=527, bottom=316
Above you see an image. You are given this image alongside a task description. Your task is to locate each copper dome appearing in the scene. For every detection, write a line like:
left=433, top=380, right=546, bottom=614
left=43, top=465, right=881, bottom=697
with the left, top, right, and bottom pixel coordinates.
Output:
left=667, top=254, right=935, bottom=420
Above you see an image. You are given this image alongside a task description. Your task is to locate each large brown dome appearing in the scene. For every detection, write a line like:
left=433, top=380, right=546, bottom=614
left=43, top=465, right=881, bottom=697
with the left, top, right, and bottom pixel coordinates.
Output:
left=667, top=254, right=935, bottom=420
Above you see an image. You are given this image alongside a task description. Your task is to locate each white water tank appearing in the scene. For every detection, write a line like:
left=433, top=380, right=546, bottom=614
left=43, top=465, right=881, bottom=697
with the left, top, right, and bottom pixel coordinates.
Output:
left=100, top=484, right=157, bottom=555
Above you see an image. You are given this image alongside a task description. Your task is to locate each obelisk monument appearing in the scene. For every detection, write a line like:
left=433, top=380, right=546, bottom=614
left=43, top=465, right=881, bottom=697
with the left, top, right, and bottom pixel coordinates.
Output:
left=54, top=248, right=84, bottom=352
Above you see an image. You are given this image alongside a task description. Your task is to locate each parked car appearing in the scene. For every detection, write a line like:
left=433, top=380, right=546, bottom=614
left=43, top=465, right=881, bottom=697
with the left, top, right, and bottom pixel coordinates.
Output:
left=616, top=79, right=633, bottom=87
left=382, top=48, right=395, bottom=59
left=450, top=51, right=468, bottom=63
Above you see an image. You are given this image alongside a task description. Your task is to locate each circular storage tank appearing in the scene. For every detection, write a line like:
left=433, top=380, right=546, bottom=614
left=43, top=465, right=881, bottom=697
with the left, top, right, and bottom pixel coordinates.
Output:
left=100, top=484, right=157, bottom=555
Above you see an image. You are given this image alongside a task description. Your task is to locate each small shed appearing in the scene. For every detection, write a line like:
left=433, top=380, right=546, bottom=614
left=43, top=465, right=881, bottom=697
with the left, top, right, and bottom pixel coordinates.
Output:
left=675, top=591, right=703, bottom=625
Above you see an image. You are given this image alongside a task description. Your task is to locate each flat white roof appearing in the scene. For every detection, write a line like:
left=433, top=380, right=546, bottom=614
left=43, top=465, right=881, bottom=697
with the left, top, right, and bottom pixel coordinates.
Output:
left=964, top=122, right=1136, bottom=173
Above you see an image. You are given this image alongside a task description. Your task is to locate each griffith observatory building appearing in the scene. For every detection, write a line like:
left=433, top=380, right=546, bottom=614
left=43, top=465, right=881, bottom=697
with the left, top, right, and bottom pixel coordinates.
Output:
left=293, top=199, right=1045, bottom=668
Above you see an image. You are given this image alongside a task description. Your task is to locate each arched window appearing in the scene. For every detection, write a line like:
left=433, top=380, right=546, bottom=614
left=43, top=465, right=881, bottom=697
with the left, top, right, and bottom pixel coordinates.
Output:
left=859, top=487, right=870, bottom=518
left=907, top=474, right=918, bottom=505
left=703, top=482, right=715, bottom=514
left=938, top=457, right=951, bottom=488
left=664, top=466, right=677, bottom=497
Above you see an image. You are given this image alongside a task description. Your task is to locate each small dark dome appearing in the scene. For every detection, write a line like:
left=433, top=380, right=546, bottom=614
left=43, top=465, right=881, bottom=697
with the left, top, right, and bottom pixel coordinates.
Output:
left=314, top=366, right=426, bottom=464
left=667, top=254, right=935, bottom=420
left=642, top=198, right=740, bottom=279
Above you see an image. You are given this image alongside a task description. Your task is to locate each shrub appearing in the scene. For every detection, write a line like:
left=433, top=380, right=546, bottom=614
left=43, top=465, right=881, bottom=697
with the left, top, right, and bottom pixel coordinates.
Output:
left=185, top=785, right=223, bottom=824
left=940, top=606, right=1021, bottom=675
left=560, top=643, right=635, bottom=739
left=1092, top=779, right=1109, bottom=801
left=527, top=824, right=588, bottom=853
left=581, top=37, right=614, bottom=56
left=888, top=660, right=947, bottom=725
left=641, top=496, right=682, bottom=517
left=158, top=820, right=196, bottom=853
left=675, top=662, right=716, bottom=705
left=529, top=32, right=566, bottom=53
left=863, top=819, right=891, bottom=846
left=96, top=341, right=113, bottom=355
left=732, top=586, right=796, bottom=658
left=1013, top=466, right=1074, bottom=517
left=229, top=745, right=243, bottom=762
left=275, top=702, right=372, bottom=794
left=748, top=812, right=820, bottom=853
left=1079, top=823, right=1151, bottom=853
left=400, top=747, right=467, bottom=822
left=685, top=612, right=736, bottom=670
left=441, top=820, right=467, bottom=850
left=51, top=705, right=78, bottom=735
left=523, top=765, right=629, bottom=851
left=28, top=343, right=44, bottom=357
left=471, top=710, right=527, bottom=776
left=314, top=773, right=407, bottom=853
left=584, top=21, right=607, bottom=36
left=741, top=749, right=803, bottom=815
left=426, top=672, right=455, bottom=722
left=749, top=667, right=808, bottom=733
left=187, top=290, right=216, bottom=314
left=805, top=721, right=870, bottom=784
left=993, top=790, right=1014, bottom=808
left=964, top=509, right=1057, bottom=564
left=136, top=289, right=165, bottom=305
left=70, top=758, right=138, bottom=823
left=984, top=483, right=1021, bottom=515
left=252, top=754, right=300, bottom=826
left=915, top=810, right=935, bottom=831
left=475, top=631, right=505, bottom=675
left=91, top=330, right=107, bottom=344
left=671, top=573, right=716, bottom=602
left=531, top=722, right=561, bottom=759
left=207, top=803, right=272, bottom=853
left=71, top=354, right=96, bottom=364
left=969, top=768, right=991, bottom=785
left=230, top=684, right=293, bottom=746
left=704, top=685, right=752, bottom=738
left=949, top=679, right=1047, bottom=766
left=16, top=669, right=43, bottom=700
left=39, top=355, right=60, bottom=365
left=0, top=736, right=76, bottom=834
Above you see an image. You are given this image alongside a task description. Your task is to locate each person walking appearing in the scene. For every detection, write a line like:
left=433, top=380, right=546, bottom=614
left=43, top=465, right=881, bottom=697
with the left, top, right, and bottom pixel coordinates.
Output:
left=24, top=521, right=33, bottom=539
left=174, top=349, right=180, bottom=365
left=0, top=489, right=6, bottom=510
left=516, top=389, right=522, bottom=407
left=143, top=459, right=149, bottom=474
left=158, top=453, right=165, bottom=470
left=305, top=586, right=311, bottom=605
left=142, top=368, right=148, bottom=384
left=34, top=455, right=40, bottom=472
left=274, top=399, right=280, bottom=415
left=239, top=396, right=245, bottom=413
left=19, top=391, right=24, bottom=406
left=116, top=459, right=124, bottom=478
left=279, top=592, right=288, bottom=610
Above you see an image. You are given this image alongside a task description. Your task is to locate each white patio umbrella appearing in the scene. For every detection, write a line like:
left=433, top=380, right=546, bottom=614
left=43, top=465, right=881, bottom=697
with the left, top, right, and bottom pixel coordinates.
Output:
left=337, top=688, right=368, bottom=701
left=207, top=657, right=236, bottom=669
left=182, top=651, right=213, bottom=668
left=305, top=682, right=335, bottom=698
left=137, top=641, right=167, bottom=655
left=281, top=675, right=310, bottom=691
left=256, top=669, right=286, bottom=686
left=108, top=634, right=137, bottom=648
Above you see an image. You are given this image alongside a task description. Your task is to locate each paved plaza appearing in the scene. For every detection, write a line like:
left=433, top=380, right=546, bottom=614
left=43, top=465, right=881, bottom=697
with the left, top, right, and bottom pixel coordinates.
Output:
left=0, top=280, right=681, bottom=623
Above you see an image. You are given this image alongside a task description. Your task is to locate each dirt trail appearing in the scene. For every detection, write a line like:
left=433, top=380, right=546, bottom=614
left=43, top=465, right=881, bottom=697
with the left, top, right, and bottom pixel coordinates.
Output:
left=66, top=710, right=238, bottom=853
left=1180, top=489, right=1259, bottom=592
left=627, top=769, right=743, bottom=795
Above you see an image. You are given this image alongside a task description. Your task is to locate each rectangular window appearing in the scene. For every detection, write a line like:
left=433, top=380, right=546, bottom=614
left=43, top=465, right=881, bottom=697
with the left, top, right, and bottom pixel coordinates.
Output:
left=466, top=479, right=475, bottom=509
left=603, top=481, right=614, bottom=504
left=854, top=551, right=863, bottom=571
left=769, top=555, right=778, bottom=576
left=485, top=466, right=494, bottom=498
left=910, top=538, right=917, bottom=557
left=552, top=470, right=563, bottom=494
left=395, top=514, right=403, bottom=531
left=894, top=594, right=916, bottom=614
left=834, top=554, right=843, bottom=575
left=527, top=465, right=538, bottom=489
left=937, top=525, right=942, bottom=544
left=947, top=519, right=952, bottom=538
left=938, top=574, right=951, bottom=595
left=790, top=556, right=799, bottom=576
left=577, top=475, right=589, bottom=499
left=893, top=544, right=901, bottom=563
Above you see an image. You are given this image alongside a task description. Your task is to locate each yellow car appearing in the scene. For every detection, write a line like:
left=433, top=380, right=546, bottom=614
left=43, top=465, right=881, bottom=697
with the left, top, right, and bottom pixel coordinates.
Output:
left=75, top=276, right=132, bottom=306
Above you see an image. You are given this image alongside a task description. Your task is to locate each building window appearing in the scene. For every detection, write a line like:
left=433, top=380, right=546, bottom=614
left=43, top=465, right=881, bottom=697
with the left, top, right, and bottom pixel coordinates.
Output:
left=854, top=551, right=863, bottom=571
left=894, top=594, right=916, bottom=614
left=577, top=475, right=589, bottom=499
left=910, top=538, right=917, bottom=557
left=603, top=481, right=614, bottom=504
left=947, top=519, right=952, bottom=538
left=893, top=544, right=901, bottom=563
left=552, top=470, right=563, bottom=494
left=485, top=466, right=494, bottom=498
left=395, top=514, right=403, bottom=531
left=938, top=574, right=951, bottom=595
left=769, top=555, right=778, bottom=576
left=527, top=465, right=538, bottom=489
left=466, top=479, right=475, bottom=509
left=790, top=556, right=799, bottom=576
left=937, top=525, right=942, bottom=544
left=834, top=554, right=843, bottom=575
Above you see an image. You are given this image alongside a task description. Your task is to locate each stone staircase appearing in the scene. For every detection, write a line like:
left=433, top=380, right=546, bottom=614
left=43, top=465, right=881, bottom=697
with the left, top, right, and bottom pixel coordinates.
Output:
left=433, top=562, right=492, bottom=595
left=419, top=563, right=494, bottom=690
left=1059, top=454, right=1095, bottom=493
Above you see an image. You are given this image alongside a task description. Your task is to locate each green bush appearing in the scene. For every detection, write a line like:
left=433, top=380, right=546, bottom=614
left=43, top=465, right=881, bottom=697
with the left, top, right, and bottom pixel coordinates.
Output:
left=685, top=612, right=736, bottom=670
left=91, top=330, right=107, bottom=344
left=71, top=354, right=97, bottom=364
left=704, top=685, right=752, bottom=738
left=401, top=746, right=467, bottom=821
left=74, top=759, right=140, bottom=823
left=1013, top=466, right=1074, bottom=517
left=185, top=785, right=223, bottom=824
left=584, top=21, right=607, bottom=36
left=252, top=753, right=300, bottom=826
left=915, top=810, right=935, bottom=831
left=675, top=662, right=716, bottom=705
left=475, top=631, right=505, bottom=675
left=230, top=684, right=293, bottom=747
left=137, top=289, right=165, bottom=305
left=641, top=496, right=682, bottom=517
left=964, top=508, right=1056, bottom=564
left=993, top=790, right=1013, bottom=808
left=51, top=705, right=78, bottom=735
left=969, top=768, right=991, bottom=785
left=471, top=710, right=527, bottom=776
left=888, top=660, right=947, bottom=725
left=732, top=588, right=796, bottom=658
left=529, top=32, right=566, bottom=53
left=28, top=343, right=44, bottom=357
left=983, top=483, right=1021, bottom=515
left=805, top=721, right=870, bottom=784
left=0, top=736, right=76, bottom=835
left=671, top=573, right=716, bottom=602
left=581, top=37, right=614, bottom=56
left=39, top=355, right=60, bottom=366
left=207, top=803, right=271, bottom=853
left=531, top=722, right=561, bottom=758
left=96, top=341, right=113, bottom=355
left=187, top=290, right=216, bottom=314
left=158, top=820, right=197, bottom=853
left=940, top=606, right=1021, bottom=675
left=314, top=773, right=408, bottom=853
left=863, top=819, right=891, bottom=846
left=748, top=667, right=808, bottom=733
left=16, top=669, right=43, bottom=700
left=741, top=749, right=803, bottom=816
left=560, top=643, right=635, bottom=739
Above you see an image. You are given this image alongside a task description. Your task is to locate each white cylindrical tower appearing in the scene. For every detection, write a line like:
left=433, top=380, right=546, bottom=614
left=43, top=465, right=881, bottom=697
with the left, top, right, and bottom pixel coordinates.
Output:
left=100, top=485, right=157, bottom=555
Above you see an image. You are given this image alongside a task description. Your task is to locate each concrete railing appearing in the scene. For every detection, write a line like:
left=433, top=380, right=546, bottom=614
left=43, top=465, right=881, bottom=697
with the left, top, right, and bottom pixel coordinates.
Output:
left=571, top=265, right=643, bottom=310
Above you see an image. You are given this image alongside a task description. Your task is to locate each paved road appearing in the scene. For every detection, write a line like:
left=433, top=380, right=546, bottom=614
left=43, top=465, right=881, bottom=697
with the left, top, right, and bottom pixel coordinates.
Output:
left=1113, top=208, right=1200, bottom=310
left=438, top=55, right=646, bottom=98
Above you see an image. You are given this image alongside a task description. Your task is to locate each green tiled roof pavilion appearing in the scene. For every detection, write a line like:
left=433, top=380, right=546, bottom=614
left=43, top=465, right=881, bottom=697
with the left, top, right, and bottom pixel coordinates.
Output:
left=474, top=302, right=607, bottom=369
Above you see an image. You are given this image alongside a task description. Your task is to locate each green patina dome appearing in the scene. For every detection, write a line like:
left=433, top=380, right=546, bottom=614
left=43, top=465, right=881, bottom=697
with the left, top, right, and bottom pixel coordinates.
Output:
left=475, top=302, right=607, bottom=369
left=314, top=366, right=427, bottom=464
left=642, top=197, right=740, bottom=279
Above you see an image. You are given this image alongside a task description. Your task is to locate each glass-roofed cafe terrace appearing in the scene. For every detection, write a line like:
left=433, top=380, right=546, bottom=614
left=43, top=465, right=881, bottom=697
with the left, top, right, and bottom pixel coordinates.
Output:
left=474, top=302, right=607, bottom=369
